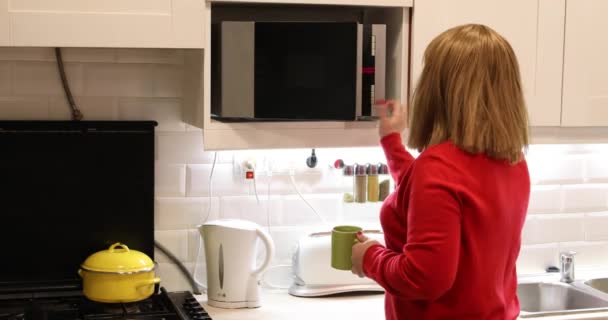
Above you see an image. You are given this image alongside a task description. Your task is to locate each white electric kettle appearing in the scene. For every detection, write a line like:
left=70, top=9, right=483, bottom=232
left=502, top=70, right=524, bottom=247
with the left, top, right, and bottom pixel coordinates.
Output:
left=199, top=219, right=275, bottom=309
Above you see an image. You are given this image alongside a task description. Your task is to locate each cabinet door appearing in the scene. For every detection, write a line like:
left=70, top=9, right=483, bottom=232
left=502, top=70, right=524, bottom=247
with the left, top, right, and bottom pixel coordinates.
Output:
left=411, top=0, right=565, bottom=127
left=562, top=0, right=608, bottom=126
left=8, top=0, right=204, bottom=48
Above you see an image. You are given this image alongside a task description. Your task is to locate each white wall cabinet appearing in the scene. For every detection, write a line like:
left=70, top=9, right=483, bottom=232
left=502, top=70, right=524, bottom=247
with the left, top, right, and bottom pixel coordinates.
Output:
left=2, top=0, right=205, bottom=48
left=561, top=0, right=608, bottom=127
left=411, top=0, right=566, bottom=127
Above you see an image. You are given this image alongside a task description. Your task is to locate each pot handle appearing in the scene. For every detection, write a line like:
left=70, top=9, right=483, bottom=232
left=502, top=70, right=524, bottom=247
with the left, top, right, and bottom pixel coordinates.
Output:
left=136, top=277, right=161, bottom=288
left=252, top=227, right=275, bottom=276
left=109, top=243, right=129, bottom=253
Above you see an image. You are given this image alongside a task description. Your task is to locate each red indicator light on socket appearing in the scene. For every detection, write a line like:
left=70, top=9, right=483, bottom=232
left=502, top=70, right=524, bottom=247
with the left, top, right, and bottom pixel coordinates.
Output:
left=246, top=171, right=255, bottom=179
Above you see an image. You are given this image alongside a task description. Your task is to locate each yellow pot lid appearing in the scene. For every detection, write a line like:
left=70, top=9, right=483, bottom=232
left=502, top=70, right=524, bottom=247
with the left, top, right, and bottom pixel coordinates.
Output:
left=81, top=243, right=155, bottom=273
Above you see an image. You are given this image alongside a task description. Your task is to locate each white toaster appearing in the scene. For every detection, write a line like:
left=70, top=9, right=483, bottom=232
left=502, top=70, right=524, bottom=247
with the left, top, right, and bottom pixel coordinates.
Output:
left=288, top=230, right=385, bottom=297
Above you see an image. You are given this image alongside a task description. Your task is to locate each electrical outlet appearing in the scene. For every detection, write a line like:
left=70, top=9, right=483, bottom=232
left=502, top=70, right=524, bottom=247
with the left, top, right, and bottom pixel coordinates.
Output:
left=242, top=159, right=255, bottom=179
left=232, top=154, right=254, bottom=179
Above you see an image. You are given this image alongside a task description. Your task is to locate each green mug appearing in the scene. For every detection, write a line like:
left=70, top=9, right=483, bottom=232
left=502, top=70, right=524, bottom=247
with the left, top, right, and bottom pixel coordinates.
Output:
left=331, top=225, right=363, bottom=270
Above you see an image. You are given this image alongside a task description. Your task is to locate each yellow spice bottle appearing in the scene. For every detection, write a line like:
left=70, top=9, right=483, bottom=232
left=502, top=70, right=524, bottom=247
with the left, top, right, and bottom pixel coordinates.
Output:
left=366, top=163, right=379, bottom=202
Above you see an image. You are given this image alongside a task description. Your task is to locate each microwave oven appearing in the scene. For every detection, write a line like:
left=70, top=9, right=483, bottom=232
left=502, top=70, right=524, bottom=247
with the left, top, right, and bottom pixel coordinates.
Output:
left=211, top=21, right=386, bottom=122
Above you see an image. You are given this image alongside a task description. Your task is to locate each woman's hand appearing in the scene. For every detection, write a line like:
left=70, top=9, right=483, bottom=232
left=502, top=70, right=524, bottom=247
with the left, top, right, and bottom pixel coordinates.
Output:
left=376, top=100, right=408, bottom=138
left=351, top=231, right=382, bottom=278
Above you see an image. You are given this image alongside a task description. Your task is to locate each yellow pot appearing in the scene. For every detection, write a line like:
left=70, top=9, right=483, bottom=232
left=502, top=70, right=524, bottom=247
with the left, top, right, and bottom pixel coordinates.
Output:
left=79, top=243, right=160, bottom=303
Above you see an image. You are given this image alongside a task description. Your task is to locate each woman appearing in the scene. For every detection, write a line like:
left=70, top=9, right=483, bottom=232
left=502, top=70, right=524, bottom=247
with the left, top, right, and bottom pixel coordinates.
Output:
left=351, top=24, right=530, bottom=319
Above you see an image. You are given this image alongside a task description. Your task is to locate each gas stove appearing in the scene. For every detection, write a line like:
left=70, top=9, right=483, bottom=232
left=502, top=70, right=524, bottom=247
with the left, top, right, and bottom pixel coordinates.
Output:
left=0, top=122, right=212, bottom=320
left=0, top=288, right=211, bottom=320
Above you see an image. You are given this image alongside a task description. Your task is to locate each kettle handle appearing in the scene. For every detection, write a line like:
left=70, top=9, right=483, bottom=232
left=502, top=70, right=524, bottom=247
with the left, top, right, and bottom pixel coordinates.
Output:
left=252, top=227, right=275, bottom=276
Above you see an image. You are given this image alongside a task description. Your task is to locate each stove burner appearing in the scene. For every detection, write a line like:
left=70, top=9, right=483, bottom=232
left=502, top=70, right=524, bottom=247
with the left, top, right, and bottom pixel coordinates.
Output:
left=0, top=289, right=210, bottom=320
left=0, top=312, right=25, bottom=320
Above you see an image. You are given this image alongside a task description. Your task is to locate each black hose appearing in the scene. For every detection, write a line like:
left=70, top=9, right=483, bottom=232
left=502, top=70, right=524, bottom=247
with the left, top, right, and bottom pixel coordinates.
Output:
left=154, top=241, right=202, bottom=295
left=54, top=48, right=83, bottom=121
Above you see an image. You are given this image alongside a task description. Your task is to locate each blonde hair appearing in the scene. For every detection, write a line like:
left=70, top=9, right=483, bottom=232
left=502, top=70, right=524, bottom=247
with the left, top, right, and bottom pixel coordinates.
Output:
left=407, top=24, right=529, bottom=163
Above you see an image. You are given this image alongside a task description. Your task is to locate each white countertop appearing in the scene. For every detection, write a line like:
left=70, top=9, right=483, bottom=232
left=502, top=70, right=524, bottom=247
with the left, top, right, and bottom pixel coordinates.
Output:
left=195, top=288, right=608, bottom=320
left=194, top=269, right=608, bottom=320
left=197, top=289, right=385, bottom=320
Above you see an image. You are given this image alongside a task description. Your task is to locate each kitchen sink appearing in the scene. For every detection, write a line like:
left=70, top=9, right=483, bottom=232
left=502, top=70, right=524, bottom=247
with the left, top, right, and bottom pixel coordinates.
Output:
left=518, top=282, right=608, bottom=317
left=585, top=278, right=608, bottom=294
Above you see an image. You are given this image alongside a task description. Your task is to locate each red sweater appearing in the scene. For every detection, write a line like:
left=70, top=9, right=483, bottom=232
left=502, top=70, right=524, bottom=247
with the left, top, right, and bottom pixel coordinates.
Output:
left=363, top=133, right=530, bottom=320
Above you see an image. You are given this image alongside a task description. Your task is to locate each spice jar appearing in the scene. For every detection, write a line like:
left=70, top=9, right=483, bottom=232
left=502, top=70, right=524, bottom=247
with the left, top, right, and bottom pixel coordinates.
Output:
left=342, top=165, right=355, bottom=203
left=378, top=163, right=391, bottom=201
left=354, top=164, right=367, bottom=203
left=366, top=163, right=379, bottom=202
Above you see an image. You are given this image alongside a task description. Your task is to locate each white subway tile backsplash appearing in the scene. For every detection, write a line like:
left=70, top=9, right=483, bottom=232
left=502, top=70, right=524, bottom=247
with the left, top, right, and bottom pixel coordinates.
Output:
left=219, top=195, right=283, bottom=227
left=261, top=264, right=294, bottom=289
left=535, top=214, right=585, bottom=243
left=528, top=186, right=563, bottom=214
left=257, top=173, right=349, bottom=196
left=521, top=216, right=539, bottom=245
left=517, top=244, right=559, bottom=275
left=259, top=174, right=315, bottom=195
left=155, top=197, right=219, bottom=231
left=0, top=97, right=49, bottom=119
left=280, top=194, right=342, bottom=226
left=0, top=62, right=10, bottom=95
left=266, top=226, right=318, bottom=262
left=218, top=152, right=235, bottom=164
left=118, top=98, right=185, bottom=132
left=559, top=241, right=608, bottom=268
left=157, top=132, right=209, bottom=163
left=187, top=229, right=204, bottom=263
left=563, top=185, right=608, bottom=212
left=186, top=164, right=212, bottom=197
left=83, top=63, right=181, bottom=97
left=187, top=164, right=249, bottom=197
left=155, top=230, right=189, bottom=263
left=527, top=154, right=585, bottom=184
left=49, top=96, right=118, bottom=120
left=155, top=262, right=196, bottom=292
left=343, top=202, right=383, bottom=225
left=585, top=212, right=608, bottom=241
left=587, top=157, right=608, bottom=182
left=155, top=163, right=186, bottom=197
left=583, top=145, right=608, bottom=155
left=13, top=61, right=84, bottom=96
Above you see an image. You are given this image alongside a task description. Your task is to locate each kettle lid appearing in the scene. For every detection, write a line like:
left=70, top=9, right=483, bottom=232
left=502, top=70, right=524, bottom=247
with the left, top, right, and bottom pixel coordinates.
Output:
left=201, top=219, right=261, bottom=231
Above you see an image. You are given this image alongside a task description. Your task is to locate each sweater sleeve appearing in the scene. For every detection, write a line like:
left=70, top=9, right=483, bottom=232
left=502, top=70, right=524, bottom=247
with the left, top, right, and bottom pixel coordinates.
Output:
left=362, top=154, right=462, bottom=301
left=380, top=133, right=415, bottom=186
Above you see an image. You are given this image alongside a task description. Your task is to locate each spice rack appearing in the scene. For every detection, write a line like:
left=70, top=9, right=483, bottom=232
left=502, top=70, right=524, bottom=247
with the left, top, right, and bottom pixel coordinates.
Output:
left=342, top=163, right=391, bottom=204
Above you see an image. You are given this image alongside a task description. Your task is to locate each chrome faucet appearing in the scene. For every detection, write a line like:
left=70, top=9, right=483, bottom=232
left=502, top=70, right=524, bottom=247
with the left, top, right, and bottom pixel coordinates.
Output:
left=560, top=251, right=577, bottom=283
